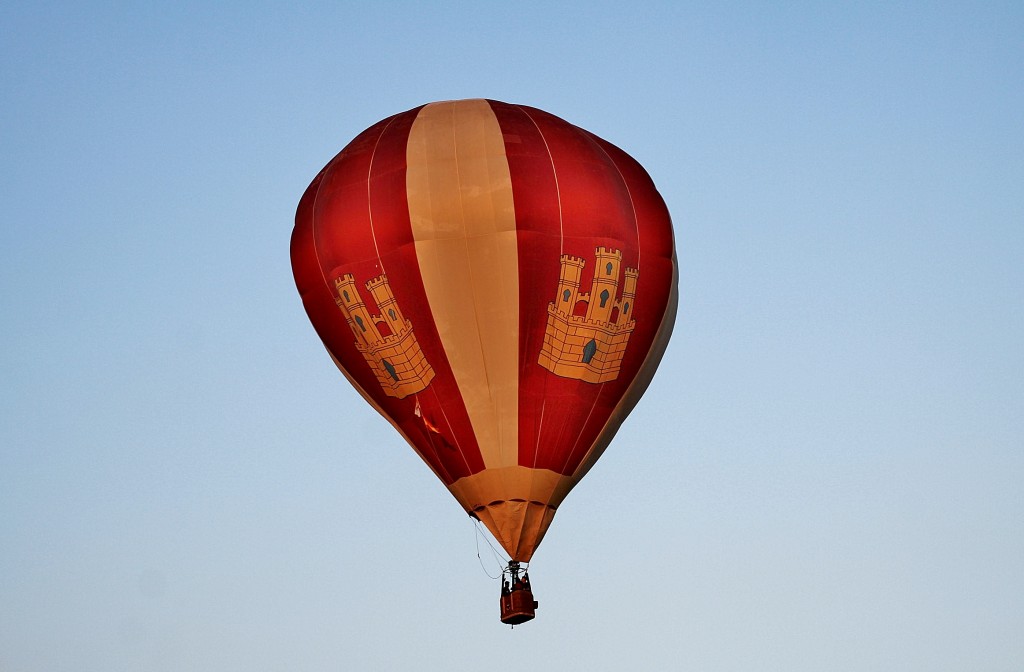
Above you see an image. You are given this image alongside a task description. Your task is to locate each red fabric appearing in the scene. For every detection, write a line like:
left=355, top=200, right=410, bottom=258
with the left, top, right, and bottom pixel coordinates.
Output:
left=292, top=107, right=484, bottom=483
left=292, top=100, right=674, bottom=486
left=489, top=101, right=673, bottom=476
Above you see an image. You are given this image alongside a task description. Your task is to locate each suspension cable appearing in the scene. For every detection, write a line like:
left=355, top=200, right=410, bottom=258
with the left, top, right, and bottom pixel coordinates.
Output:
left=473, top=519, right=508, bottom=579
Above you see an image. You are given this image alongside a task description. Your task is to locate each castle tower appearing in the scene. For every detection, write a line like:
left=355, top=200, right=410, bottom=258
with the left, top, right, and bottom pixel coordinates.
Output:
left=332, top=272, right=435, bottom=399
left=585, top=247, right=621, bottom=323
left=538, top=247, right=638, bottom=384
left=366, top=275, right=406, bottom=337
left=618, top=267, right=638, bottom=326
left=553, top=255, right=586, bottom=315
left=335, top=275, right=382, bottom=344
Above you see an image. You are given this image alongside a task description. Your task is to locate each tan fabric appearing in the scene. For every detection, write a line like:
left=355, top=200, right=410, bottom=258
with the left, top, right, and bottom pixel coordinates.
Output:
left=448, top=466, right=576, bottom=561
left=406, top=100, right=520, bottom=471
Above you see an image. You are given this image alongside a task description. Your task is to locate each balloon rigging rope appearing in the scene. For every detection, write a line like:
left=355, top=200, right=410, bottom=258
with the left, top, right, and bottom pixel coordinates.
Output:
left=473, top=520, right=507, bottom=580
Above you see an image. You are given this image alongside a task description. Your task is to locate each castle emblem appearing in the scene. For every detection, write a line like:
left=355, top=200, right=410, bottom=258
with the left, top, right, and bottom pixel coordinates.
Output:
left=333, top=272, right=434, bottom=399
left=537, top=247, right=637, bottom=384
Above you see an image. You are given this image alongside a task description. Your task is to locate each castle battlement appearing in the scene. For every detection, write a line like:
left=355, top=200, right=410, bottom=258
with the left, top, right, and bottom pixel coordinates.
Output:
left=545, top=304, right=634, bottom=332
left=538, top=247, right=638, bottom=384
left=357, top=320, right=413, bottom=349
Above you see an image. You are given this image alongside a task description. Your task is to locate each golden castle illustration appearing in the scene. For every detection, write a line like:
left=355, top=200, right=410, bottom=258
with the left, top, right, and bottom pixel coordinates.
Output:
left=538, top=247, right=638, bottom=383
left=333, top=272, right=434, bottom=399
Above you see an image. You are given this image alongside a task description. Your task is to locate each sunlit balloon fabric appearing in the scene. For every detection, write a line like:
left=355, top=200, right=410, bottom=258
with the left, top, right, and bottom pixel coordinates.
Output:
left=292, top=99, right=677, bottom=562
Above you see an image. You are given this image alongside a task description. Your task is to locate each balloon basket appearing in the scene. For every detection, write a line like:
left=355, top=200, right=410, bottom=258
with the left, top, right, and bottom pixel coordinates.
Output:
left=499, top=561, right=538, bottom=626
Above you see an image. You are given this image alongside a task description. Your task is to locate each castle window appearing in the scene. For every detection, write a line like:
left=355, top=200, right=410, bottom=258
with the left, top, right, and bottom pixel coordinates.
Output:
left=623, top=302, right=630, bottom=314
left=355, top=315, right=366, bottom=332
left=599, top=289, right=610, bottom=308
left=582, top=339, right=597, bottom=364
left=388, top=308, right=396, bottom=320
left=382, top=359, right=399, bottom=381
left=562, top=289, right=571, bottom=302
left=606, top=262, right=613, bottom=275
left=343, top=290, right=350, bottom=302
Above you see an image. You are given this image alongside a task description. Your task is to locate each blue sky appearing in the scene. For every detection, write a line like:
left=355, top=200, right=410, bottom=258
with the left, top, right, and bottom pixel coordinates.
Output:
left=2, top=2, right=1022, bottom=670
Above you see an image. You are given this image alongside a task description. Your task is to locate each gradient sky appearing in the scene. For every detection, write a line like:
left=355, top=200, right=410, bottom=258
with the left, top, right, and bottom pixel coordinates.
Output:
left=2, top=2, right=1022, bottom=671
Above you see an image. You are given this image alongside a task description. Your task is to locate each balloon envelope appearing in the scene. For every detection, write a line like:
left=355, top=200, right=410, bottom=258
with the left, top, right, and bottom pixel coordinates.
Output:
left=292, top=99, right=676, bottom=561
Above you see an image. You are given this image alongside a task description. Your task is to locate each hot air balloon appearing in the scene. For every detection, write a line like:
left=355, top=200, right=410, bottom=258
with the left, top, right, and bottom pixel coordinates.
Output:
left=291, top=99, right=676, bottom=624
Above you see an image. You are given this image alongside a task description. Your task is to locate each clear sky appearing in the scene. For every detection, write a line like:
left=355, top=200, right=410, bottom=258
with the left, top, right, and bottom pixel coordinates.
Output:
left=2, top=2, right=1022, bottom=670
